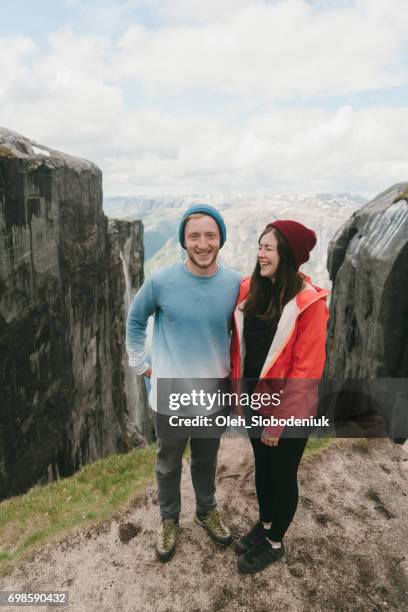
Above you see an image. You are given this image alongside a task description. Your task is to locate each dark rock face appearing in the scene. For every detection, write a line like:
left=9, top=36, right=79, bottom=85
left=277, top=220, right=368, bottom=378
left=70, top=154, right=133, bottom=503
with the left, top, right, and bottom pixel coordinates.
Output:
left=326, top=183, right=408, bottom=378
left=0, top=128, right=150, bottom=500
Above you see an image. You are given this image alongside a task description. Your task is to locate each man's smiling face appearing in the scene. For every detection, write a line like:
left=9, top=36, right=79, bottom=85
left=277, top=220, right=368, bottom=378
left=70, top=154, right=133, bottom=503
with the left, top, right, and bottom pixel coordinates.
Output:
left=184, top=214, right=220, bottom=274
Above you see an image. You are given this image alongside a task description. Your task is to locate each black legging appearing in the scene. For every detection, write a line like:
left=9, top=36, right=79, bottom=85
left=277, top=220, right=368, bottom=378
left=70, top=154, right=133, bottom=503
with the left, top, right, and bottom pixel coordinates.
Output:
left=249, top=435, right=308, bottom=541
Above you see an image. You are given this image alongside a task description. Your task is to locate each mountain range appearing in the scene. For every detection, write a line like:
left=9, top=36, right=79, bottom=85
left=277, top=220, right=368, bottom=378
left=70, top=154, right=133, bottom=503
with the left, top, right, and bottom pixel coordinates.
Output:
left=103, top=193, right=367, bottom=287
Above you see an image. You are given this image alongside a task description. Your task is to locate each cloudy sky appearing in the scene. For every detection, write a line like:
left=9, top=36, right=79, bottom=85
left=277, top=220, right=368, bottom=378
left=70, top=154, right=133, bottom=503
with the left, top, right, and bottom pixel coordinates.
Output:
left=1, top=0, right=407, bottom=197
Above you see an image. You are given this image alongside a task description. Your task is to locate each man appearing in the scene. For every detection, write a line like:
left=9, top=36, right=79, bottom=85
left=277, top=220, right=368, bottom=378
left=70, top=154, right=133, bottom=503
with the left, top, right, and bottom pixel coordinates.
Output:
left=126, top=204, right=241, bottom=562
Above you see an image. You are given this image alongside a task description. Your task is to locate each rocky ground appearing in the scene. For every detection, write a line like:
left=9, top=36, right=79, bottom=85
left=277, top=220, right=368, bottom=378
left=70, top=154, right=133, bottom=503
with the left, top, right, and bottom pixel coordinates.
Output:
left=1, top=437, right=407, bottom=611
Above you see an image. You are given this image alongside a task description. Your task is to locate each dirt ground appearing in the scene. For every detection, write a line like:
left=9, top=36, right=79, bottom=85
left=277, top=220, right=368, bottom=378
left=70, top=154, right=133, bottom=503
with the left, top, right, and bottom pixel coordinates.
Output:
left=1, top=437, right=407, bottom=612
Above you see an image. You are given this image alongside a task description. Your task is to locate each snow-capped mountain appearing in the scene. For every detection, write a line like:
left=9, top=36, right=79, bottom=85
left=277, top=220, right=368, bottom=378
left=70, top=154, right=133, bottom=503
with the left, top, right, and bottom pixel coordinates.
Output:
left=103, top=193, right=366, bottom=287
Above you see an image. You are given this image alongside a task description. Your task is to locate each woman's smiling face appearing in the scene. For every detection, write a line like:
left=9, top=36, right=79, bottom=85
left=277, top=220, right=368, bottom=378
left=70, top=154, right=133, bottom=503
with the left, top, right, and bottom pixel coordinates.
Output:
left=257, top=230, right=280, bottom=279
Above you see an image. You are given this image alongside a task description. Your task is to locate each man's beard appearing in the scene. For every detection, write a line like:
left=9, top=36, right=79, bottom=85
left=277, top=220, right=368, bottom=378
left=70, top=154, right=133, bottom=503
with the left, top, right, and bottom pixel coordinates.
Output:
left=187, top=250, right=218, bottom=269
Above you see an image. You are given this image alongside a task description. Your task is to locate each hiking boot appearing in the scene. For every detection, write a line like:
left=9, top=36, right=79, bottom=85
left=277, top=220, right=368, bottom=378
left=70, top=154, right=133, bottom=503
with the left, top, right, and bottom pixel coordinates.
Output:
left=238, top=538, right=285, bottom=573
left=233, top=521, right=266, bottom=554
left=155, top=518, right=179, bottom=562
left=195, top=509, right=232, bottom=547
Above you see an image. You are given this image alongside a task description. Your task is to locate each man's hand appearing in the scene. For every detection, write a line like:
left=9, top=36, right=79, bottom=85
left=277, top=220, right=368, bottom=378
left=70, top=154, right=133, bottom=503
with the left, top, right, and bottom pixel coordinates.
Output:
left=261, top=430, right=279, bottom=447
left=143, top=367, right=152, bottom=378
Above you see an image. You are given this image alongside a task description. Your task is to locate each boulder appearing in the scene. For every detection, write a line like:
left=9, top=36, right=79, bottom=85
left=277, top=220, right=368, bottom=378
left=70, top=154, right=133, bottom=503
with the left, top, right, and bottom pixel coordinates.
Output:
left=326, top=182, right=408, bottom=377
left=324, top=183, right=408, bottom=441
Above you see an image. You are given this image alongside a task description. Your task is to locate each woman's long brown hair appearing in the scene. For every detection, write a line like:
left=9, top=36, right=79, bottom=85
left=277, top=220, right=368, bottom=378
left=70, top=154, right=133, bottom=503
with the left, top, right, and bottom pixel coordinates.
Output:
left=242, top=225, right=303, bottom=321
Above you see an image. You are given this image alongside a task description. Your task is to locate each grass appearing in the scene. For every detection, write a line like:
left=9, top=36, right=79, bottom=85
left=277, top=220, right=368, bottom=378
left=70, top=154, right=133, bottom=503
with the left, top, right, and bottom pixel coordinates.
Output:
left=0, top=435, right=333, bottom=576
left=304, top=436, right=333, bottom=456
left=0, top=444, right=158, bottom=576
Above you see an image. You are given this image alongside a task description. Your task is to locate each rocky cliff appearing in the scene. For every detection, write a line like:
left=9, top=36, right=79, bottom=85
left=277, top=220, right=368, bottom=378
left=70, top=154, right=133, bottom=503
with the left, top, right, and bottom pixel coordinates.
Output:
left=324, top=183, right=408, bottom=440
left=326, top=182, right=408, bottom=377
left=0, top=128, right=150, bottom=500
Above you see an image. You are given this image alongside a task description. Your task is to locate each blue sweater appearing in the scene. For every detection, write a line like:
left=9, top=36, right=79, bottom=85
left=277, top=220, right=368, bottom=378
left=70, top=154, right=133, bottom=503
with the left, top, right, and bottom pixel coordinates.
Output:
left=126, top=262, right=242, bottom=410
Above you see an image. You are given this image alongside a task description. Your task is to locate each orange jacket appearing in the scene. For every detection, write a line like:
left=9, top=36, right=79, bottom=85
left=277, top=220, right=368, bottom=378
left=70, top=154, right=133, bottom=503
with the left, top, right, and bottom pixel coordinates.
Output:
left=230, top=274, right=329, bottom=437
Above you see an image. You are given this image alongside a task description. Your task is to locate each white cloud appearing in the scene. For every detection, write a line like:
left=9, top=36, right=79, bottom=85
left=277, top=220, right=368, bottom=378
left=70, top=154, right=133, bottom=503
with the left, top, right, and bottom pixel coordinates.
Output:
left=63, top=0, right=268, bottom=28
left=113, top=0, right=408, bottom=97
left=41, top=29, right=113, bottom=82
left=0, top=30, right=122, bottom=147
left=150, top=0, right=259, bottom=24
left=63, top=0, right=147, bottom=35
left=96, top=104, right=408, bottom=196
left=1, top=1, right=407, bottom=198
left=0, top=36, right=37, bottom=95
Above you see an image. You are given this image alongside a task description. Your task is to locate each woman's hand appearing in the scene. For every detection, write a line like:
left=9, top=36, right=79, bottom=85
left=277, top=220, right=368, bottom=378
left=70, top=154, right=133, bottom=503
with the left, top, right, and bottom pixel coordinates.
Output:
left=143, top=367, right=152, bottom=378
left=261, top=430, right=280, bottom=446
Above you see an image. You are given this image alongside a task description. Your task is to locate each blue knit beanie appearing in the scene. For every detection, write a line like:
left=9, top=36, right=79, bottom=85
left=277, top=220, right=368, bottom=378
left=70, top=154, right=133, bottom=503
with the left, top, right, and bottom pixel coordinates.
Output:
left=179, top=204, right=227, bottom=248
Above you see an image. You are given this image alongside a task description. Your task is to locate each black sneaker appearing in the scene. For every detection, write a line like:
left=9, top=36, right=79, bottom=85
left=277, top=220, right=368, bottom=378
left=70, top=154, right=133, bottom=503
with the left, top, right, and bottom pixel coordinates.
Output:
left=238, top=538, right=285, bottom=573
left=233, top=522, right=266, bottom=554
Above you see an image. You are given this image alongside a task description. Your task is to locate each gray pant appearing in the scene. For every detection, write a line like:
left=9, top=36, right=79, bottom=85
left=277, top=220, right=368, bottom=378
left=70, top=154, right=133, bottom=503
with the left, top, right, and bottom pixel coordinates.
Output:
left=151, top=410, right=221, bottom=519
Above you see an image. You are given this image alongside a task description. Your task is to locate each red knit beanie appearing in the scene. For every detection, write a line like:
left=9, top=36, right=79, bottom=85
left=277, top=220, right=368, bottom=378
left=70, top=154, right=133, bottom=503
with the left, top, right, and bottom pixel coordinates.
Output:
left=268, top=220, right=316, bottom=271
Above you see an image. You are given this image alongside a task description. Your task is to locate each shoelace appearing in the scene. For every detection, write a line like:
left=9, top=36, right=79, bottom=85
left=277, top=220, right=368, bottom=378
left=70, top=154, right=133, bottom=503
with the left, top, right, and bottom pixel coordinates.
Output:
left=162, top=522, right=175, bottom=548
left=208, top=511, right=228, bottom=535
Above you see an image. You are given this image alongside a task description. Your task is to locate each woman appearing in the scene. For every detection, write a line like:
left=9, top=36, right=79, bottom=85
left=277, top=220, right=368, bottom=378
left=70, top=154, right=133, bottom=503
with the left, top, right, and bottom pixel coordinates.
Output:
left=230, top=220, right=329, bottom=573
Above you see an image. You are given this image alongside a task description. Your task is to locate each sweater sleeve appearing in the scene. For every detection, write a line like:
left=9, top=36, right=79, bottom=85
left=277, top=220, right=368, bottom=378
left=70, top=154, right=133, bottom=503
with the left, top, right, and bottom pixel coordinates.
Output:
left=126, top=275, right=157, bottom=374
left=263, top=297, right=329, bottom=439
